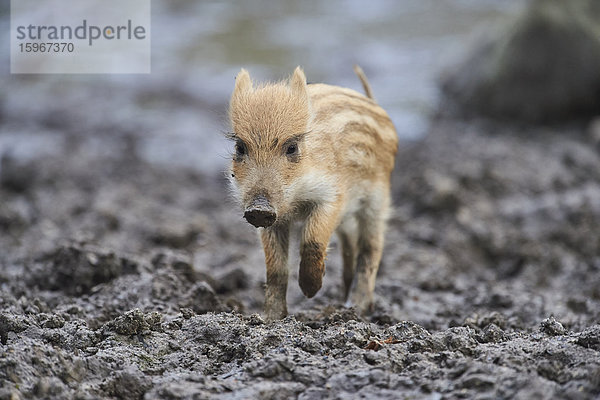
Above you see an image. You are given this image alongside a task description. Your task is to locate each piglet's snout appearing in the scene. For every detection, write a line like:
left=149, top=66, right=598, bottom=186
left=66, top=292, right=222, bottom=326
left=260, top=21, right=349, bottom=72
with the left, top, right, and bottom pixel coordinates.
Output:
left=244, top=195, right=276, bottom=228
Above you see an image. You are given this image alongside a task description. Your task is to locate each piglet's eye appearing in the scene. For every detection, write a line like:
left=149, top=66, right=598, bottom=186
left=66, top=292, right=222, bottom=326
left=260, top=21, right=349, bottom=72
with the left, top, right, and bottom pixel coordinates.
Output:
left=235, top=142, right=246, bottom=157
left=286, top=143, right=298, bottom=155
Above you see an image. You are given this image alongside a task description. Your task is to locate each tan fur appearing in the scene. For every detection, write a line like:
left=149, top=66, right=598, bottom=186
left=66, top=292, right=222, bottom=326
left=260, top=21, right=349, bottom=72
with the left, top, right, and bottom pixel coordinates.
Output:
left=353, top=65, right=374, bottom=100
left=228, top=66, right=398, bottom=320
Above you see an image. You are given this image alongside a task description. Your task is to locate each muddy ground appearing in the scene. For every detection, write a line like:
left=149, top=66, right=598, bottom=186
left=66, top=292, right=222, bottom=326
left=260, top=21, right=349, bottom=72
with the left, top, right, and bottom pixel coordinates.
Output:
left=1, top=117, right=600, bottom=399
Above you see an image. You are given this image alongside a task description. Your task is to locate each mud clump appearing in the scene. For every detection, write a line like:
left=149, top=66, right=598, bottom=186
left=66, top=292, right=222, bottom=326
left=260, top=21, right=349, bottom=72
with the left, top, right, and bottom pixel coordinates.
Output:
left=576, top=326, right=600, bottom=351
left=103, top=367, right=152, bottom=400
left=0, top=313, right=29, bottom=345
left=540, top=316, right=567, bottom=336
left=180, top=282, right=226, bottom=314
left=106, top=309, right=163, bottom=336
left=29, top=243, right=140, bottom=295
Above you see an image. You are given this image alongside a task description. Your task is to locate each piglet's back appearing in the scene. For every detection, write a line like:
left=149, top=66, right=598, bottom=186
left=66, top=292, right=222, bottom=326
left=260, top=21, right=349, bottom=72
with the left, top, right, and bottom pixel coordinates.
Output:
left=307, top=83, right=398, bottom=177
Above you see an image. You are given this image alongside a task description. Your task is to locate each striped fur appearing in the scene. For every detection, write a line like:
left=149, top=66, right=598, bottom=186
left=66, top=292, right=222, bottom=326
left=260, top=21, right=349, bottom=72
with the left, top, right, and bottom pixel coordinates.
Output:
left=228, top=66, right=398, bottom=320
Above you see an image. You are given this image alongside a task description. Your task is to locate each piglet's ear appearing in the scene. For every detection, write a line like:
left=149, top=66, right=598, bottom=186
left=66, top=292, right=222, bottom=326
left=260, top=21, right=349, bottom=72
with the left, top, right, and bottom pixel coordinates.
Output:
left=234, top=68, right=253, bottom=95
left=290, top=66, right=307, bottom=95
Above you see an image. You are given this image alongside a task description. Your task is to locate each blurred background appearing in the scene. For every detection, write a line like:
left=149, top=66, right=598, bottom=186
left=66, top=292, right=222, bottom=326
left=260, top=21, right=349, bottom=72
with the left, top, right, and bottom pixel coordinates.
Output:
left=0, top=0, right=526, bottom=174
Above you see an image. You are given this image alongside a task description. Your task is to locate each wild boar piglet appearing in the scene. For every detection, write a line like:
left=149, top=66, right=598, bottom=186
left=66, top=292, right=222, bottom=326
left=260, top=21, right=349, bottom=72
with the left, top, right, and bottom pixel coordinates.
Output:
left=228, top=66, right=398, bottom=321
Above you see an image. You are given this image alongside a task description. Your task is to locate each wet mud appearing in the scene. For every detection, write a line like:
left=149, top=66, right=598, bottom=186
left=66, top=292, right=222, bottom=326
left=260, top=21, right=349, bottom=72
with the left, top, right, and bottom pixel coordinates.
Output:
left=1, top=119, right=599, bottom=399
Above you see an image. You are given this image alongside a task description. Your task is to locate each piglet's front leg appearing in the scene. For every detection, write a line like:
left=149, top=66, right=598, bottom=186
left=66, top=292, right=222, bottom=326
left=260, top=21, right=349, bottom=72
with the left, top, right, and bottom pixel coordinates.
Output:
left=299, top=203, right=341, bottom=298
left=261, top=224, right=290, bottom=321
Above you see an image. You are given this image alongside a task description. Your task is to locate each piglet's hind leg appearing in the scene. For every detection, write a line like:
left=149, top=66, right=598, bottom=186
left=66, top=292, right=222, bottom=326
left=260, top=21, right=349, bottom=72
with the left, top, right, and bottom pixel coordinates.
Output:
left=346, top=190, right=389, bottom=314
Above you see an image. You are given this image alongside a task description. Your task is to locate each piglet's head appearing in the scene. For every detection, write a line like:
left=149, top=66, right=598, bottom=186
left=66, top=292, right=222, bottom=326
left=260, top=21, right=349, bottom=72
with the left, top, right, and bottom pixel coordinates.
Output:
left=228, top=67, right=311, bottom=228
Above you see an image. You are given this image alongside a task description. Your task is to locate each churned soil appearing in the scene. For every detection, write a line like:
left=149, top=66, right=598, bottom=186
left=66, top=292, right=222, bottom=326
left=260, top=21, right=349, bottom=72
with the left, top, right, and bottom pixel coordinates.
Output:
left=1, top=118, right=599, bottom=399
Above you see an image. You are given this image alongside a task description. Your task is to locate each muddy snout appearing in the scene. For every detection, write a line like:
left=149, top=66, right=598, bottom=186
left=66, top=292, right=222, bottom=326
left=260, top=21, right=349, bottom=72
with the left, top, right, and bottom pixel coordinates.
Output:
left=244, top=195, right=276, bottom=228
